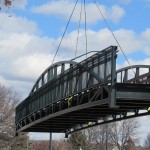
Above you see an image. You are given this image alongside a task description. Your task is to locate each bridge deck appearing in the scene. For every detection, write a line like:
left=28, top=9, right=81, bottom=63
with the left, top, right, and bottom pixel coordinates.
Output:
left=16, top=83, right=150, bottom=134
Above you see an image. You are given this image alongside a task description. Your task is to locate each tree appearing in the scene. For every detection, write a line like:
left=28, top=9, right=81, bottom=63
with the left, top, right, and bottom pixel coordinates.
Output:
left=68, top=130, right=89, bottom=150
left=11, top=132, right=32, bottom=150
left=144, top=133, right=150, bottom=150
left=85, top=125, right=107, bottom=149
left=109, top=118, right=139, bottom=150
left=125, top=137, right=136, bottom=150
left=0, top=0, right=12, bottom=7
left=0, top=84, right=20, bottom=149
left=52, top=140, right=72, bottom=150
left=84, top=118, right=139, bottom=150
left=0, top=0, right=12, bottom=14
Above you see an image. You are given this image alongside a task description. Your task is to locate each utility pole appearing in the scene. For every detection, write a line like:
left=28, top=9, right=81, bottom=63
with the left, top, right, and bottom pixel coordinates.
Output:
left=105, top=123, right=108, bottom=150
left=105, top=115, right=109, bottom=150
left=49, top=132, right=52, bottom=150
left=27, top=133, right=29, bottom=150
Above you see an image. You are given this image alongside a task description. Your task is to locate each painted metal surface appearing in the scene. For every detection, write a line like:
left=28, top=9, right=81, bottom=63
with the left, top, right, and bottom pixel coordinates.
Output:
left=15, top=46, right=150, bottom=134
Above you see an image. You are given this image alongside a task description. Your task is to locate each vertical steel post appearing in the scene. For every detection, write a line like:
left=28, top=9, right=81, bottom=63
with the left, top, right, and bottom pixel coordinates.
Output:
left=78, top=71, right=83, bottom=92
left=54, top=66, right=57, bottom=100
left=123, top=69, right=128, bottom=82
left=61, top=63, right=65, bottom=97
left=69, top=64, right=73, bottom=94
left=110, top=46, right=117, bottom=108
left=136, top=67, right=139, bottom=77
left=49, top=132, right=52, bottom=150
left=42, top=75, right=44, bottom=86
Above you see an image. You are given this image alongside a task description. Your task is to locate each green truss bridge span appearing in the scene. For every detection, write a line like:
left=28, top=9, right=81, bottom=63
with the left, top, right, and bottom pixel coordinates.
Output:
left=15, top=46, right=150, bottom=136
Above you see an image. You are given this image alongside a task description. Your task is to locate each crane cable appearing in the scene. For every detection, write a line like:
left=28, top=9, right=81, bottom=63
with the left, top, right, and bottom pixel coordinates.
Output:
left=93, top=0, right=136, bottom=75
left=51, top=0, right=79, bottom=64
left=75, top=2, right=83, bottom=59
left=75, top=0, right=88, bottom=60
left=84, top=0, right=88, bottom=59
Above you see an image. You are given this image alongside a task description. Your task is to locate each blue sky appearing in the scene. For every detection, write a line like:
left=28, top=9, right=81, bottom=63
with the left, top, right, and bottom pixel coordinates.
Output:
left=1, top=0, right=150, bottom=144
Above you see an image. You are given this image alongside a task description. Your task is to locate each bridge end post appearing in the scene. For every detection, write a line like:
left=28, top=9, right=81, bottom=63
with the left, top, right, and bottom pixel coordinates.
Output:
left=109, top=46, right=118, bottom=108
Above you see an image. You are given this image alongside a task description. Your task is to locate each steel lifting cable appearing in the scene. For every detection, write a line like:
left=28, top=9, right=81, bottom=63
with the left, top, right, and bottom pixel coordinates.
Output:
left=51, top=0, right=79, bottom=64
left=83, top=0, right=89, bottom=86
left=84, top=0, right=88, bottom=59
left=75, top=2, right=83, bottom=59
left=93, top=0, right=136, bottom=75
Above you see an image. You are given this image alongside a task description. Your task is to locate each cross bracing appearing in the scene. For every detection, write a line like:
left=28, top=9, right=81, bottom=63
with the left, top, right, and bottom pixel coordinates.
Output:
left=15, top=46, right=150, bottom=135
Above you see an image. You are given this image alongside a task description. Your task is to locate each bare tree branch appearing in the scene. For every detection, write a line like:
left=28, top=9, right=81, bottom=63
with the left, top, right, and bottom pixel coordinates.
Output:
left=0, top=84, right=21, bottom=149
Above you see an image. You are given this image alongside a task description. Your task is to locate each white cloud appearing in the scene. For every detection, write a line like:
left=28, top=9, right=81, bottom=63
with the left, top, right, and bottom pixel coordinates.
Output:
left=114, top=29, right=142, bottom=54
left=141, top=29, right=150, bottom=56
left=122, top=57, right=150, bottom=68
left=109, top=5, right=125, bottom=23
left=0, top=11, right=150, bottom=100
left=0, top=75, right=32, bottom=98
left=0, top=13, right=38, bottom=33
left=31, top=1, right=125, bottom=24
left=56, top=28, right=147, bottom=56
left=13, top=0, right=27, bottom=9
left=0, top=31, right=58, bottom=97
left=1, top=27, right=150, bottom=94
left=0, top=13, right=55, bottom=98
left=0, top=0, right=27, bottom=11
left=10, top=53, right=58, bottom=81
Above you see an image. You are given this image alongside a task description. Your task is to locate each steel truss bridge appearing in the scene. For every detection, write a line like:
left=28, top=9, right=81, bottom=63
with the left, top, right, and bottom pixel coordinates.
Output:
left=16, top=46, right=150, bottom=136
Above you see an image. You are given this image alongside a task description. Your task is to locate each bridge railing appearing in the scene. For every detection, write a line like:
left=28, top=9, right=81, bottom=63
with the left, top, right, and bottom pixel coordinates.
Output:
left=115, top=65, right=150, bottom=84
